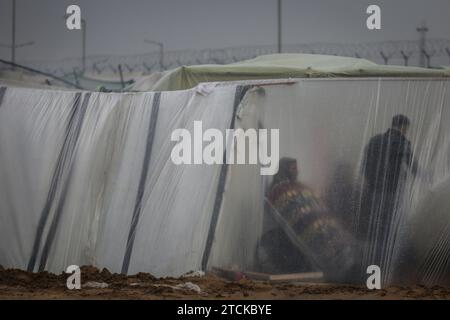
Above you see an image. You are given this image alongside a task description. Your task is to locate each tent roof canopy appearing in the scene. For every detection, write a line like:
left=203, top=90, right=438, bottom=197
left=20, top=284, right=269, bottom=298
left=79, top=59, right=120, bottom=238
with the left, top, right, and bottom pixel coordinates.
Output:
left=146, top=53, right=450, bottom=91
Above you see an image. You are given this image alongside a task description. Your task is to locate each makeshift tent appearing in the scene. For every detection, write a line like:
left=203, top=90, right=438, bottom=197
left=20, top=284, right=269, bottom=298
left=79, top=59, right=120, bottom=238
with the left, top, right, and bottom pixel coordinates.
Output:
left=209, top=79, right=450, bottom=286
left=133, top=54, right=450, bottom=91
left=63, top=73, right=134, bottom=91
left=0, top=67, right=131, bottom=91
left=0, top=69, right=71, bottom=90
left=1, top=60, right=450, bottom=286
left=0, top=84, right=237, bottom=277
left=127, top=71, right=167, bottom=91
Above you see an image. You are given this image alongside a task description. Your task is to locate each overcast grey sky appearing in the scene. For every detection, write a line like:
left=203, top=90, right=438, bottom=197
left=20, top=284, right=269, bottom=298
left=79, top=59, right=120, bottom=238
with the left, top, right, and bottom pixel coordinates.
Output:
left=0, top=0, right=449, bottom=62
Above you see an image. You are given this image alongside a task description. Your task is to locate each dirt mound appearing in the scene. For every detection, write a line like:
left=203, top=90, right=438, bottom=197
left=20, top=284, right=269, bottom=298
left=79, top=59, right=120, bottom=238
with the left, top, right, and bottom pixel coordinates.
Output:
left=0, top=266, right=449, bottom=299
left=0, top=268, right=65, bottom=289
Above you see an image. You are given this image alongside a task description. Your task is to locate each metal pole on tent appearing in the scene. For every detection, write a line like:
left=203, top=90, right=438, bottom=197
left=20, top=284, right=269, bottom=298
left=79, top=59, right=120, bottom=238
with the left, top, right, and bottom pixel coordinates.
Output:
left=0, top=0, right=34, bottom=70
left=121, top=93, right=161, bottom=274
left=144, top=40, right=164, bottom=71
left=277, top=0, right=282, bottom=53
left=201, top=85, right=252, bottom=272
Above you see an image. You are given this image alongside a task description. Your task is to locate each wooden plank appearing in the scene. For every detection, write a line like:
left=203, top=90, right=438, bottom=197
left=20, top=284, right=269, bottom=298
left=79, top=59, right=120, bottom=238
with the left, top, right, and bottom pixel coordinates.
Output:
left=268, top=272, right=324, bottom=282
left=211, top=267, right=324, bottom=282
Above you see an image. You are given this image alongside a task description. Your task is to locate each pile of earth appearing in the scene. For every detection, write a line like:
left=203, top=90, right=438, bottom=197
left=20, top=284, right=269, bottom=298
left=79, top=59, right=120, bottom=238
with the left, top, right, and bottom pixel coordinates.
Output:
left=0, top=265, right=449, bottom=300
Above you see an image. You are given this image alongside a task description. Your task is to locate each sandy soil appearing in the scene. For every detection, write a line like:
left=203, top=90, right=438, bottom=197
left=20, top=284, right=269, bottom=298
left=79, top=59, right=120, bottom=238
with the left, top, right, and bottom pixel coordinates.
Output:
left=0, top=266, right=449, bottom=300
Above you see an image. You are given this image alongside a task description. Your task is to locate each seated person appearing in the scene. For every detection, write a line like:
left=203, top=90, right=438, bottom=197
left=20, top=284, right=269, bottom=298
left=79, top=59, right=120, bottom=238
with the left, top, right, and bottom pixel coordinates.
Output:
left=258, top=157, right=354, bottom=280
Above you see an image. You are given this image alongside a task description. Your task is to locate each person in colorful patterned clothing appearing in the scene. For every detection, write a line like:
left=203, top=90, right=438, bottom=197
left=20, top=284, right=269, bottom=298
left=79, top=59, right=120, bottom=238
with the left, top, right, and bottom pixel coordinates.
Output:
left=258, top=157, right=354, bottom=280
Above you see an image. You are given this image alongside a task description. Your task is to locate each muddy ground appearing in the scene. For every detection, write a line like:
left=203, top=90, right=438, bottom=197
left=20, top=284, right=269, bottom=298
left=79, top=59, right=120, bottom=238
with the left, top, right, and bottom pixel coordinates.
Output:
left=0, top=266, right=449, bottom=300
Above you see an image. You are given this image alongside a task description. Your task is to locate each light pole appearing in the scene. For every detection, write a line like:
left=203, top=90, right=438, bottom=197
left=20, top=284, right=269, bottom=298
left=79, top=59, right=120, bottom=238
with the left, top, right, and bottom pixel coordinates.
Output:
left=12, top=0, right=15, bottom=62
left=277, top=0, right=282, bottom=53
left=416, top=22, right=429, bottom=68
left=0, top=0, right=34, bottom=68
left=63, top=14, right=87, bottom=74
left=144, top=40, right=164, bottom=71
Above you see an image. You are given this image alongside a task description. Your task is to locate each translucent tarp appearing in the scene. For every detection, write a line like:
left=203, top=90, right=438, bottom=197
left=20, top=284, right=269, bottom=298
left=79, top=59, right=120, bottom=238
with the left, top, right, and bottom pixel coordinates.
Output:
left=209, top=79, right=450, bottom=286
left=0, top=78, right=449, bottom=287
left=0, top=85, right=236, bottom=277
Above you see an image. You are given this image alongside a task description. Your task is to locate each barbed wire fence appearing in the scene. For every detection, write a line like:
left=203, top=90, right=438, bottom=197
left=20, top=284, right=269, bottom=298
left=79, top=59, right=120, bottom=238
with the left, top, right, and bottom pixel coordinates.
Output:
left=4, top=39, right=450, bottom=77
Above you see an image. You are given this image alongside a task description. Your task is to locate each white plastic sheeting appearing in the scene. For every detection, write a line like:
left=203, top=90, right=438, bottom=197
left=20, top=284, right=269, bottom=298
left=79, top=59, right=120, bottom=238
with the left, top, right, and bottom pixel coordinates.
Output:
left=0, top=85, right=236, bottom=277
left=1, top=78, right=450, bottom=286
left=209, top=79, right=450, bottom=285
left=409, top=178, right=450, bottom=286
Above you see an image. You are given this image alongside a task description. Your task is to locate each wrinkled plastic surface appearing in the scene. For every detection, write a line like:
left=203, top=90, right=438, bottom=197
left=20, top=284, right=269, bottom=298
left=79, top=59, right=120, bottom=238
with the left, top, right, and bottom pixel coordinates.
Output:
left=0, top=85, right=235, bottom=277
left=0, top=78, right=449, bottom=286
left=209, top=79, right=450, bottom=285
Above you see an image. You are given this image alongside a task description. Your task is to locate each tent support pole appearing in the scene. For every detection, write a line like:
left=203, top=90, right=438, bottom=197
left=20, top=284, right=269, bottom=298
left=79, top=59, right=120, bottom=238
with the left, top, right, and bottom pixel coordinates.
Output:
left=26, top=93, right=88, bottom=272
left=201, top=85, right=252, bottom=272
left=37, top=93, right=92, bottom=272
left=121, top=92, right=161, bottom=274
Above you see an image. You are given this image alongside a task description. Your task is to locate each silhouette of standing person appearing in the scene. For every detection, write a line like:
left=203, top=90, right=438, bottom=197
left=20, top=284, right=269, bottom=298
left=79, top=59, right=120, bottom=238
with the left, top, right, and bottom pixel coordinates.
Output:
left=359, top=114, right=418, bottom=268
